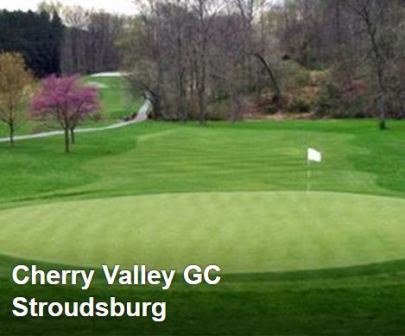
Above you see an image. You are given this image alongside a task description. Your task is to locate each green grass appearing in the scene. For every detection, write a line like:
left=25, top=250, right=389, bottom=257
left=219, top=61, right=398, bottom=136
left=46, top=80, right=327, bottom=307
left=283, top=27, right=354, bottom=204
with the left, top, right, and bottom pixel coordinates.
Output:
left=1, top=191, right=405, bottom=272
left=0, top=76, right=142, bottom=138
left=1, top=119, right=405, bottom=335
left=83, top=76, right=142, bottom=123
left=1, top=120, right=405, bottom=205
left=1, top=254, right=405, bottom=336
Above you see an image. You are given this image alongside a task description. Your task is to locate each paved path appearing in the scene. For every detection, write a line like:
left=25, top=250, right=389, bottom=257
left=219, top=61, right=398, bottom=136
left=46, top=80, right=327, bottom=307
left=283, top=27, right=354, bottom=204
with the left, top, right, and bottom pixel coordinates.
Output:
left=90, top=72, right=128, bottom=77
left=0, top=100, right=151, bottom=143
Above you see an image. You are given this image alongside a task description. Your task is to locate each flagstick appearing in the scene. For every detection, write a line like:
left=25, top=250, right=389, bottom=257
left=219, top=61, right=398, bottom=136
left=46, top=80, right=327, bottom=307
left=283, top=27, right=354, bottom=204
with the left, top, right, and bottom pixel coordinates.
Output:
left=307, top=159, right=311, bottom=193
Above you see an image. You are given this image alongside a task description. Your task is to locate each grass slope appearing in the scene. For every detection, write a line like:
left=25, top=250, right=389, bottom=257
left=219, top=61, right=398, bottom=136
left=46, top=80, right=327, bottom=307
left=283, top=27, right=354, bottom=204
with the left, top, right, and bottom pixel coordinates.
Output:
left=83, top=76, right=142, bottom=123
left=0, top=120, right=404, bottom=205
left=1, top=254, right=405, bottom=336
left=1, top=119, right=405, bottom=335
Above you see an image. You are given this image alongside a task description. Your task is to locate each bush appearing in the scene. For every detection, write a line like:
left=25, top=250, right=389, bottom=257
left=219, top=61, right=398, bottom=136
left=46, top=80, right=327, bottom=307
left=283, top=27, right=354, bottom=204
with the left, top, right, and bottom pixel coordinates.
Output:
left=315, top=81, right=369, bottom=118
left=290, top=99, right=311, bottom=113
left=265, top=105, right=278, bottom=115
left=281, top=60, right=311, bottom=91
left=206, top=99, right=230, bottom=121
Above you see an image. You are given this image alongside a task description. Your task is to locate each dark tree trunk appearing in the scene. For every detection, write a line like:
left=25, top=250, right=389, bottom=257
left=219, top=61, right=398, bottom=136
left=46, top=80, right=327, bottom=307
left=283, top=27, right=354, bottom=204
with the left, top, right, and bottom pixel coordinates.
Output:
left=198, top=85, right=206, bottom=125
left=64, top=128, right=70, bottom=153
left=178, top=71, right=187, bottom=122
left=361, top=5, right=388, bottom=130
left=9, top=122, right=14, bottom=147
left=197, top=51, right=207, bottom=125
left=70, top=128, right=75, bottom=144
left=378, top=96, right=387, bottom=130
left=150, top=93, right=161, bottom=120
left=252, top=53, right=282, bottom=102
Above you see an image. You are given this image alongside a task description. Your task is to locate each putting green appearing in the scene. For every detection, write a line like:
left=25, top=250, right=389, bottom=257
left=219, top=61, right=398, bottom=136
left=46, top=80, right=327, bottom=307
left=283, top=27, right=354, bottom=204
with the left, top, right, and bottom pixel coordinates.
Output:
left=0, top=191, right=404, bottom=273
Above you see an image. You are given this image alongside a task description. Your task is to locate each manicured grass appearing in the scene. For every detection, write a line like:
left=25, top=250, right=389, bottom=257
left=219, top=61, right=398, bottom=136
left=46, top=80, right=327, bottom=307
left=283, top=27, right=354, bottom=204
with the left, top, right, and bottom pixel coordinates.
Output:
left=1, top=120, right=405, bottom=205
left=1, top=191, right=405, bottom=272
left=0, top=76, right=141, bottom=137
left=1, top=254, right=405, bottom=336
left=83, top=76, right=142, bottom=123
left=1, top=119, right=405, bottom=335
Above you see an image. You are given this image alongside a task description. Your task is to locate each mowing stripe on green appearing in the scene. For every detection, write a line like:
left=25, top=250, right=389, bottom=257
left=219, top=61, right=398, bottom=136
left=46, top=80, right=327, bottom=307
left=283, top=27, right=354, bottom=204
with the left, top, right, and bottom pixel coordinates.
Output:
left=0, top=191, right=404, bottom=273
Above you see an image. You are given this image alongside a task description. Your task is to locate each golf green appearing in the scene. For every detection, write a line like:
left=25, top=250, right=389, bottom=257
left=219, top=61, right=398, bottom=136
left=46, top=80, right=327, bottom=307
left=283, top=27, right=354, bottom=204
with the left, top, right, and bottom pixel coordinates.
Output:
left=0, top=191, right=404, bottom=273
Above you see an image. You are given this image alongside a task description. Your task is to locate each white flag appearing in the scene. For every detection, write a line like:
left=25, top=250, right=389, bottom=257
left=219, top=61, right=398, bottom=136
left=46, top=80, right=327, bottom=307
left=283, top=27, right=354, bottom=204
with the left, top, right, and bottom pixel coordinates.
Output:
left=307, top=148, right=322, bottom=163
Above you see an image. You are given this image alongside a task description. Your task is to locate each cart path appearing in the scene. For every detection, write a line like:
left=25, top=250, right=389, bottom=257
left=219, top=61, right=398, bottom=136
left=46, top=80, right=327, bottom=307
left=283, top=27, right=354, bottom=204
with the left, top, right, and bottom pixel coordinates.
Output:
left=0, top=100, right=151, bottom=143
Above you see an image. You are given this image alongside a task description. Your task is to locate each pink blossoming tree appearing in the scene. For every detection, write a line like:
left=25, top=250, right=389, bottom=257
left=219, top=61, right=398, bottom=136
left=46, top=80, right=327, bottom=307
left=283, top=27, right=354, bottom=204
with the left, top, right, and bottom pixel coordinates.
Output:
left=31, top=75, right=100, bottom=153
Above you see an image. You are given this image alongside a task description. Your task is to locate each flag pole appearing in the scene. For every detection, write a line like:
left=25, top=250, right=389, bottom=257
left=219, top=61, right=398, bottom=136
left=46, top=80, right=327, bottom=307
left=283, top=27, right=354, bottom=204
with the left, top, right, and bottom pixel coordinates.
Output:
left=307, top=148, right=321, bottom=193
left=307, top=159, right=311, bottom=193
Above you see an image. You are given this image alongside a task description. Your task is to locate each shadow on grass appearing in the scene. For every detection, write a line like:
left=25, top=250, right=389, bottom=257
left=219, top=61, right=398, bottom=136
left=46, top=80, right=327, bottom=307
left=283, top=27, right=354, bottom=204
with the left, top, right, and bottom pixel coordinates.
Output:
left=2, top=254, right=404, bottom=283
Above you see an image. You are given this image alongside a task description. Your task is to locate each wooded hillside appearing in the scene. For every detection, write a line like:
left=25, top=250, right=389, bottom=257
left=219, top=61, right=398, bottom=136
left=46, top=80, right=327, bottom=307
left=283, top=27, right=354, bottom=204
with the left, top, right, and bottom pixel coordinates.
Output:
left=122, top=0, right=404, bottom=127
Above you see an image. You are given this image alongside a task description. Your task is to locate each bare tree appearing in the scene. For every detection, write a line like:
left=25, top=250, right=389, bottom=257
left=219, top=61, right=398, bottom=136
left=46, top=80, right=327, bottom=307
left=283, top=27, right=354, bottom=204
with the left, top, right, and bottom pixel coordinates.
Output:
left=122, top=0, right=404, bottom=124
left=343, top=0, right=401, bottom=129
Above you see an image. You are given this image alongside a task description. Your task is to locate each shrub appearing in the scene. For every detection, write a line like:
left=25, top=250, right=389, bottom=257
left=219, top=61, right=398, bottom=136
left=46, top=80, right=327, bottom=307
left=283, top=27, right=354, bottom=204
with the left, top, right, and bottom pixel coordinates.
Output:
left=315, top=81, right=369, bottom=118
left=290, top=99, right=311, bottom=113
left=281, top=60, right=311, bottom=91
left=265, top=105, right=278, bottom=115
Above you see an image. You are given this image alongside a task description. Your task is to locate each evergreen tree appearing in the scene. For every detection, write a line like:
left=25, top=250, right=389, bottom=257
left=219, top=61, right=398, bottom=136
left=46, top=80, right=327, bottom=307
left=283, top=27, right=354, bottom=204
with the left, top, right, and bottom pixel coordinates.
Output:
left=0, top=10, right=64, bottom=77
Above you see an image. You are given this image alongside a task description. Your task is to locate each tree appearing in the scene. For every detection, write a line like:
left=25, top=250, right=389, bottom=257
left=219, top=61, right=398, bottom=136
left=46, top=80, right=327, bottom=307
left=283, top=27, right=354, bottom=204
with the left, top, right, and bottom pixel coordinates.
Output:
left=190, top=0, right=227, bottom=123
left=41, top=3, right=128, bottom=75
left=235, top=0, right=281, bottom=98
left=342, top=1, right=385, bottom=129
left=0, top=10, right=64, bottom=77
left=50, top=10, right=64, bottom=75
left=31, top=75, right=100, bottom=153
left=123, top=0, right=252, bottom=122
left=0, top=53, right=32, bottom=146
left=342, top=0, right=404, bottom=129
left=275, top=0, right=404, bottom=123
left=122, top=0, right=403, bottom=122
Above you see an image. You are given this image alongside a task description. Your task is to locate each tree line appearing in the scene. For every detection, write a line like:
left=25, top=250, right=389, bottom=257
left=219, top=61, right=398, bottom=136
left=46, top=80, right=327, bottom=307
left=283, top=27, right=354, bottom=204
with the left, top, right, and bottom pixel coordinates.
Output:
left=122, top=0, right=404, bottom=128
left=122, top=0, right=271, bottom=122
left=0, top=3, right=127, bottom=77
left=280, top=0, right=405, bottom=129
left=0, top=0, right=404, bottom=132
left=40, top=3, right=128, bottom=75
left=0, top=10, right=63, bottom=77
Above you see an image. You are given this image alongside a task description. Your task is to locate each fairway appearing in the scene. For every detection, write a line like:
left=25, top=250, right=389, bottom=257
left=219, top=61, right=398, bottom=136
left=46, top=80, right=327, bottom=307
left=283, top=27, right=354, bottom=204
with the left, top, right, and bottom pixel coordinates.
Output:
left=1, top=191, right=404, bottom=273
left=2, top=3, right=405, bottom=334
left=1, top=120, right=405, bottom=273
left=1, top=120, right=405, bottom=335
